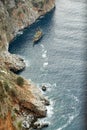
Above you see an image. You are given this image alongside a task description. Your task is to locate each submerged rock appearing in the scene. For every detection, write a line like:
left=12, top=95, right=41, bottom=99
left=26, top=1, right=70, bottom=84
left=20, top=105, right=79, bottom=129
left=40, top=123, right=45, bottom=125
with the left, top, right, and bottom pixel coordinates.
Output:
left=42, top=85, right=47, bottom=91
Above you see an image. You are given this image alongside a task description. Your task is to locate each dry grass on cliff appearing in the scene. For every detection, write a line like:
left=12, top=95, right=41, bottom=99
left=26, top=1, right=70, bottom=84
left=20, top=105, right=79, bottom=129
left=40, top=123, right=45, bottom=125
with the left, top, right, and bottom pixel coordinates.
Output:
left=0, top=112, right=16, bottom=130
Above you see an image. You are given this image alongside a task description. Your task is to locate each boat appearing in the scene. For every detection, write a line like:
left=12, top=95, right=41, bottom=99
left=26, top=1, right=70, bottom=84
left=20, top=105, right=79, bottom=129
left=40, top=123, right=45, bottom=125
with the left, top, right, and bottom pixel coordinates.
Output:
left=33, top=29, right=43, bottom=43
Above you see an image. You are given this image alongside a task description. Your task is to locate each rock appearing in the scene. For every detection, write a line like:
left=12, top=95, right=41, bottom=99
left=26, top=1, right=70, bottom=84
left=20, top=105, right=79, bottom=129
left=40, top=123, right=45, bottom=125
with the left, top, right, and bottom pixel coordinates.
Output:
left=20, top=99, right=47, bottom=118
left=0, top=51, right=25, bottom=72
left=33, top=121, right=49, bottom=129
left=44, top=98, right=50, bottom=106
left=41, top=97, right=50, bottom=106
left=0, top=0, right=55, bottom=129
left=22, top=120, right=30, bottom=129
left=42, top=85, right=47, bottom=91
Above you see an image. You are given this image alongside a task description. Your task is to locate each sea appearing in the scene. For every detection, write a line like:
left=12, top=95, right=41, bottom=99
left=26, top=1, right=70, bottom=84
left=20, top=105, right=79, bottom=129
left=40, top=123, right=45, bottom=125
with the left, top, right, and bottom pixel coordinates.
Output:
left=9, top=0, right=87, bottom=130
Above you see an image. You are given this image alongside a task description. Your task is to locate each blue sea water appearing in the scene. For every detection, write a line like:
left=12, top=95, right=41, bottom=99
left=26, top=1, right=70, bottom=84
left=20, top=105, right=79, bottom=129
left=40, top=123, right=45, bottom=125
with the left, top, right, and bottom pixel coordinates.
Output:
left=9, top=0, right=87, bottom=130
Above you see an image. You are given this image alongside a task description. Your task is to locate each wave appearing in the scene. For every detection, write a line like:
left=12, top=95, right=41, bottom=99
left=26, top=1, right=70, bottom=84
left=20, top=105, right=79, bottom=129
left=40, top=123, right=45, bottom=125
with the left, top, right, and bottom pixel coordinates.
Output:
left=46, top=99, right=54, bottom=118
left=25, top=60, right=30, bottom=67
left=73, top=95, right=79, bottom=103
left=37, top=99, right=54, bottom=125
left=21, top=56, right=30, bottom=67
left=17, top=30, right=23, bottom=36
left=57, top=114, right=78, bottom=130
left=40, top=15, right=45, bottom=19
left=41, top=44, right=45, bottom=49
left=42, top=51, right=47, bottom=58
left=41, top=44, right=48, bottom=69
left=37, top=83, right=55, bottom=118
left=43, top=62, right=48, bottom=67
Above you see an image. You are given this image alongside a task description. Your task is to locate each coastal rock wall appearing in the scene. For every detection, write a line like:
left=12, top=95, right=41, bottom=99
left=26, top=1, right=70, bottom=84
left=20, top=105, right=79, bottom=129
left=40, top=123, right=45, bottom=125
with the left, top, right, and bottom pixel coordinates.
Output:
left=0, top=0, right=55, bottom=71
left=0, top=0, right=55, bottom=50
left=0, top=0, right=55, bottom=129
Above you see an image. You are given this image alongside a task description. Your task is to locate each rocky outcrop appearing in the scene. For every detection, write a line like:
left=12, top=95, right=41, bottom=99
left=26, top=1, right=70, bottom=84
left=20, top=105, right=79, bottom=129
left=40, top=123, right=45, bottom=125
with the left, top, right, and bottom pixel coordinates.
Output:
left=0, top=51, right=25, bottom=72
left=0, top=63, right=49, bottom=129
left=0, top=0, right=55, bottom=129
left=33, top=120, right=49, bottom=129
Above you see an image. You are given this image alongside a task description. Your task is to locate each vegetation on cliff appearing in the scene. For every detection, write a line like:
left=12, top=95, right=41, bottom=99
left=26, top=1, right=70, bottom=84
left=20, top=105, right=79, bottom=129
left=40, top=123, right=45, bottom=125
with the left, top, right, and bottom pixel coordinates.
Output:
left=0, top=0, right=55, bottom=129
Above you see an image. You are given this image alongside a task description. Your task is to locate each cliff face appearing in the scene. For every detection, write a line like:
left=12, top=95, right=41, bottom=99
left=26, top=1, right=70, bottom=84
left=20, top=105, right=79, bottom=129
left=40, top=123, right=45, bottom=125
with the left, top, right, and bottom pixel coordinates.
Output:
left=0, top=0, right=55, bottom=50
left=0, top=0, right=55, bottom=129
left=0, top=0, right=55, bottom=72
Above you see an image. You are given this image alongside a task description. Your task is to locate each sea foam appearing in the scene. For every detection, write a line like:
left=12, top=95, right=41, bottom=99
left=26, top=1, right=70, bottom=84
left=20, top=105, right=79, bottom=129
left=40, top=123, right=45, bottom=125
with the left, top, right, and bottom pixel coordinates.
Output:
left=57, top=114, right=78, bottom=130
left=46, top=99, right=54, bottom=118
left=43, top=62, right=48, bottom=67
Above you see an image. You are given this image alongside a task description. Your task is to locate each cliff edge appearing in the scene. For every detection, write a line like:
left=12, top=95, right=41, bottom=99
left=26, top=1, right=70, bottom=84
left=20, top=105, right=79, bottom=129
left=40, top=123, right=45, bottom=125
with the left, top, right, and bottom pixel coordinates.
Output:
left=0, top=0, right=55, bottom=129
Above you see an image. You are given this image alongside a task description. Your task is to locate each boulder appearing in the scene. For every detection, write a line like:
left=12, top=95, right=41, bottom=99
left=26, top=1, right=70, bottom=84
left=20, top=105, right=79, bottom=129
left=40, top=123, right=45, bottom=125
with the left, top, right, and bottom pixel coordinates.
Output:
left=42, top=85, right=47, bottom=91
left=33, top=121, right=49, bottom=129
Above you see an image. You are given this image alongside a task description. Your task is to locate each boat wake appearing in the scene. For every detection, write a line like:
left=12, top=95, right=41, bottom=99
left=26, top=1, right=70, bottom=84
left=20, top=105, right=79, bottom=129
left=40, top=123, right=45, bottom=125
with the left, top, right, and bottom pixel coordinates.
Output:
left=41, top=45, right=48, bottom=59
left=41, top=44, right=49, bottom=69
left=42, top=50, right=47, bottom=58
left=43, top=62, right=48, bottom=67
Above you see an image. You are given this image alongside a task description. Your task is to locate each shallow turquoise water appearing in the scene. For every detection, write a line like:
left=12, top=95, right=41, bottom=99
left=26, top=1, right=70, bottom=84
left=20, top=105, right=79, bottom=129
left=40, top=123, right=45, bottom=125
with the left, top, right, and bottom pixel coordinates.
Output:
left=9, top=0, right=87, bottom=130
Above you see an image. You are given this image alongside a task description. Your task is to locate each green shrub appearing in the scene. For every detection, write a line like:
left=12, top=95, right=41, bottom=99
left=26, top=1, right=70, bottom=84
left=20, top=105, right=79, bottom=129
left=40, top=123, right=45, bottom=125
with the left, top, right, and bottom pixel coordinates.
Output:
left=10, top=88, right=17, bottom=97
left=17, top=121, right=22, bottom=128
left=17, top=10, right=22, bottom=16
left=16, top=76, right=24, bottom=87
left=11, top=111, right=16, bottom=120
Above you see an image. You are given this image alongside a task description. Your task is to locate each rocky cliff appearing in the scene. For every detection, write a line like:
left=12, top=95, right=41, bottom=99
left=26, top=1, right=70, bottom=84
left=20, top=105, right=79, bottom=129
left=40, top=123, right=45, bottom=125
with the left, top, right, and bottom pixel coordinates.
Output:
left=0, top=0, right=55, bottom=129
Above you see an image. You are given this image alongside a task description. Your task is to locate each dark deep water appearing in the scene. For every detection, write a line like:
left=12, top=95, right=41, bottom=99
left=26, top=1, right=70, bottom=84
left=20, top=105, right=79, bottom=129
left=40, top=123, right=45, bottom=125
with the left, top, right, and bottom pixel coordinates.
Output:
left=9, top=0, right=87, bottom=130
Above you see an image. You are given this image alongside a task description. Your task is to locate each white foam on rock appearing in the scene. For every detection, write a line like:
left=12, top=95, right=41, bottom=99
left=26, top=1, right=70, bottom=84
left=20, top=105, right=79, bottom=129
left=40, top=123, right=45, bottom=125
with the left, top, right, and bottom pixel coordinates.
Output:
left=46, top=99, right=54, bottom=118
left=25, top=59, right=30, bottom=67
left=21, top=56, right=30, bottom=67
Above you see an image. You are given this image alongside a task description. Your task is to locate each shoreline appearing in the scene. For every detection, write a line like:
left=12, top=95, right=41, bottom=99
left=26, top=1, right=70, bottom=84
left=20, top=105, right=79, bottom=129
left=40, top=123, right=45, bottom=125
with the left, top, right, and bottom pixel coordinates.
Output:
left=9, top=6, right=55, bottom=50
left=0, top=0, right=55, bottom=129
